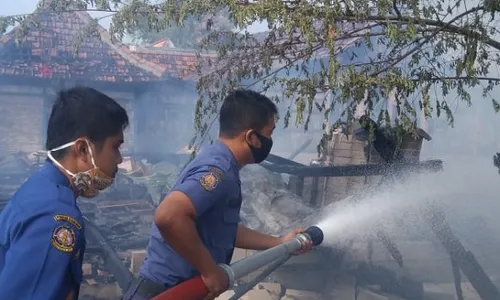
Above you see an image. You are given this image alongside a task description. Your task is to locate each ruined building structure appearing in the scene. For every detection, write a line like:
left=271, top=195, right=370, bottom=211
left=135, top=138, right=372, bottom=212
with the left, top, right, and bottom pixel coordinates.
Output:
left=1, top=3, right=475, bottom=300
left=0, top=1, right=359, bottom=162
left=0, top=1, right=209, bottom=156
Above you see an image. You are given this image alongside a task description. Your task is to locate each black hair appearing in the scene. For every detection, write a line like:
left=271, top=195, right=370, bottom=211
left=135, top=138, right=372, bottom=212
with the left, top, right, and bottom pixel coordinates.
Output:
left=46, top=86, right=129, bottom=159
left=219, top=89, right=277, bottom=138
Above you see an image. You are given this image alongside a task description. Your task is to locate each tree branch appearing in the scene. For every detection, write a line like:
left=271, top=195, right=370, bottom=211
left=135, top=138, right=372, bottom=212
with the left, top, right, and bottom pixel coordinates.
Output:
left=412, top=76, right=500, bottom=82
left=370, top=6, right=488, bottom=77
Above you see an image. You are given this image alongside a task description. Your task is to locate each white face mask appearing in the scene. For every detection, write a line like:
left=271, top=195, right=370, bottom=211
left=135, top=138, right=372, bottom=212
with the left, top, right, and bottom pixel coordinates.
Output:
left=47, top=140, right=114, bottom=198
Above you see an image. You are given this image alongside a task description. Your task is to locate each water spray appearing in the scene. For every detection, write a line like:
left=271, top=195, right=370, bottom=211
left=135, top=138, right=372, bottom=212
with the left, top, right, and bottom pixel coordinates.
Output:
left=152, top=226, right=324, bottom=300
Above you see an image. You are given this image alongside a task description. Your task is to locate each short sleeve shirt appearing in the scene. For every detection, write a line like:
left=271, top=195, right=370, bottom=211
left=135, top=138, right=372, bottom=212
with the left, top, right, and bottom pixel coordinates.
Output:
left=140, top=140, right=242, bottom=287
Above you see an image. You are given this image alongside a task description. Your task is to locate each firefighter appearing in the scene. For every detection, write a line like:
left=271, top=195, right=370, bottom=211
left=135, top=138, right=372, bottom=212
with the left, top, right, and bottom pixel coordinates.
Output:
left=122, top=89, right=312, bottom=300
left=0, top=87, right=129, bottom=299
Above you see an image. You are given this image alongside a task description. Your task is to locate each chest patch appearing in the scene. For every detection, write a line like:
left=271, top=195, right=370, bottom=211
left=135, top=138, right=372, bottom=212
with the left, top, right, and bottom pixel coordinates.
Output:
left=200, top=172, right=219, bottom=192
left=52, top=225, right=76, bottom=253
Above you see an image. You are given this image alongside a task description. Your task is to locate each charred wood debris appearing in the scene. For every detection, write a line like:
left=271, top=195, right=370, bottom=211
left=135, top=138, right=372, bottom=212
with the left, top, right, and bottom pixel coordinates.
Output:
left=0, top=119, right=498, bottom=300
left=0, top=151, right=177, bottom=293
left=0, top=147, right=437, bottom=297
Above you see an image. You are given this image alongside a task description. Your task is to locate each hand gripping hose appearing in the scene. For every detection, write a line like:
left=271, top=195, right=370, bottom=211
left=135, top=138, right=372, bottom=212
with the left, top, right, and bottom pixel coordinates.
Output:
left=152, top=226, right=324, bottom=300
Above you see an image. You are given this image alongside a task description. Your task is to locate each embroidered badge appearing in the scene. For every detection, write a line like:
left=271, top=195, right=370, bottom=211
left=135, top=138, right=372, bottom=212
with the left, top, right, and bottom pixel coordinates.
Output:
left=54, top=214, right=82, bottom=230
left=208, top=166, right=224, bottom=180
left=200, top=172, right=219, bottom=192
left=51, top=225, right=76, bottom=253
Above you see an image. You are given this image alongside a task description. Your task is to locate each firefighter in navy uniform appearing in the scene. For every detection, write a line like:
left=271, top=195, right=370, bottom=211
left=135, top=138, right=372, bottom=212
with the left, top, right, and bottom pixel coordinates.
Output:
left=0, top=87, right=129, bottom=299
left=122, top=89, right=312, bottom=300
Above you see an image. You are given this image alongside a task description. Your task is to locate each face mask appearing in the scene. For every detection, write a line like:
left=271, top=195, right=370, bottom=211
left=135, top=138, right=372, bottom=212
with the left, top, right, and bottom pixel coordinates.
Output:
left=247, top=131, right=273, bottom=164
left=47, top=140, right=114, bottom=198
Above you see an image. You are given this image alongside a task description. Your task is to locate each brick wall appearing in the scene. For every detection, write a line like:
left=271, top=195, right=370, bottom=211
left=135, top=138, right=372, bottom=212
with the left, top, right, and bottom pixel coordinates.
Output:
left=300, top=124, right=425, bottom=206
left=312, top=130, right=385, bottom=205
left=299, top=123, right=387, bottom=206
left=0, top=85, right=44, bottom=154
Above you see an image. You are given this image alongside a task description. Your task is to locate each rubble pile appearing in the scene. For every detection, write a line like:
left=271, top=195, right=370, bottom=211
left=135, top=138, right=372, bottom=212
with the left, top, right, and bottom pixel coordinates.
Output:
left=109, top=159, right=317, bottom=237
left=77, top=160, right=177, bottom=295
left=0, top=152, right=487, bottom=300
left=0, top=152, right=164, bottom=297
left=239, top=164, right=316, bottom=235
left=0, top=151, right=44, bottom=209
left=80, top=172, right=156, bottom=250
left=217, top=278, right=416, bottom=300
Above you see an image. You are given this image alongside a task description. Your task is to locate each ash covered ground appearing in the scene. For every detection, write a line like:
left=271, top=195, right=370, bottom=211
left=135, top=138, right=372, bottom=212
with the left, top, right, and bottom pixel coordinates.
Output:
left=0, top=151, right=498, bottom=300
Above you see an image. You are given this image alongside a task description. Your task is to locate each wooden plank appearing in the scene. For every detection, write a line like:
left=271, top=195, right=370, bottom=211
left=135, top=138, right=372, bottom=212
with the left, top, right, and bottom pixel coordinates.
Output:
left=262, top=159, right=443, bottom=177
left=451, top=255, right=464, bottom=300
left=422, top=203, right=500, bottom=300
left=83, top=218, right=134, bottom=290
left=97, top=200, right=147, bottom=208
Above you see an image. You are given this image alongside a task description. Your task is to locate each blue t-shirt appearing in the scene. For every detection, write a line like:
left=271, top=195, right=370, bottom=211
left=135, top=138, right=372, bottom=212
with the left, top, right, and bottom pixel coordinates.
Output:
left=140, top=140, right=242, bottom=287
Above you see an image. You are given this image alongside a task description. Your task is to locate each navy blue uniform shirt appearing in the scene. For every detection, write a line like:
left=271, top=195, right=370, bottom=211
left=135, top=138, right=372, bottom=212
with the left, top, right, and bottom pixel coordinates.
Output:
left=0, top=161, right=86, bottom=300
left=140, top=140, right=242, bottom=287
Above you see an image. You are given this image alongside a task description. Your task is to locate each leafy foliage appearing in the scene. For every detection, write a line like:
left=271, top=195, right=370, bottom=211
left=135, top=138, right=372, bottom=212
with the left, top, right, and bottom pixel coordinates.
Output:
left=3, top=0, right=500, bottom=154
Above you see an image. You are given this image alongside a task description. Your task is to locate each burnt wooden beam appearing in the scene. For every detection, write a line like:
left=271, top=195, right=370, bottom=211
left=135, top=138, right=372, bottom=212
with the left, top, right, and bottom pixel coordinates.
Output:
left=261, top=159, right=443, bottom=177
left=122, top=152, right=191, bottom=165
left=123, top=151, right=308, bottom=168
left=354, top=262, right=424, bottom=299
left=84, top=246, right=104, bottom=254
left=83, top=216, right=134, bottom=291
left=265, top=154, right=305, bottom=167
left=451, top=255, right=464, bottom=300
left=421, top=203, right=500, bottom=300
left=377, top=230, right=403, bottom=268
left=114, top=238, right=150, bottom=251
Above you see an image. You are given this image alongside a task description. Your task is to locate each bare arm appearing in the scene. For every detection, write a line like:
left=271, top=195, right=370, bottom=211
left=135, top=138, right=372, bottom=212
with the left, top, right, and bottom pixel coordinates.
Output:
left=154, top=191, right=218, bottom=275
left=235, top=224, right=282, bottom=251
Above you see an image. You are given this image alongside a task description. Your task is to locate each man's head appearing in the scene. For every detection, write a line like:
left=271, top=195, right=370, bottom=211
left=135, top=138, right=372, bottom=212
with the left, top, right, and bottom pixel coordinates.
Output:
left=46, top=86, right=129, bottom=196
left=219, top=89, right=277, bottom=165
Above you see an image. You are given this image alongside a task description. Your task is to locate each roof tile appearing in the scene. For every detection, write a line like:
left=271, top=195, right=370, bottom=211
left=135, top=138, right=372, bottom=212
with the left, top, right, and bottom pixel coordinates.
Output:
left=0, top=2, right=175, bottom=83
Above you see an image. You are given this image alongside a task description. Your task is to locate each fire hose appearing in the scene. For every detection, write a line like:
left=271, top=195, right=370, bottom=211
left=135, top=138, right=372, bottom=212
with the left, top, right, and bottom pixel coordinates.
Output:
left=152, top=225, right=324, bottom=300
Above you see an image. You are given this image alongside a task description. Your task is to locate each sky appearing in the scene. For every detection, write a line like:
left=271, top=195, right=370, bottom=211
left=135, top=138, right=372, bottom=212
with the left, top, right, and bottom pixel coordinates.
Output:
left=3, top=0, right=113, bottom=28
left=2, top=0, right=268, bottom=34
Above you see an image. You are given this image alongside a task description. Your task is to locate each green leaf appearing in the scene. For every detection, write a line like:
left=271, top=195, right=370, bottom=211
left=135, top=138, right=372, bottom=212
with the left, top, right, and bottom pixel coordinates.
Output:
left=4, top=0, right=500, bottom=156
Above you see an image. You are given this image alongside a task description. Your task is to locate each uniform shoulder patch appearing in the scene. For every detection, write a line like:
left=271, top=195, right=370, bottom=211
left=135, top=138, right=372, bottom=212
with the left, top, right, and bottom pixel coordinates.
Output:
left=200, top=172, right=220, bottom=192
left=208, top=166, right=224, bottom=180
left=51, top=225, right=76, bottom=253
left=53, top=214, right=82, bottom=230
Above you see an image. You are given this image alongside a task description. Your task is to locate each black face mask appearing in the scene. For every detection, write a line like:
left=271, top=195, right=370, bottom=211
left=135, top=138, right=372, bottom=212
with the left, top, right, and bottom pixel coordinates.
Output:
left=248, top=131, right=273, bottom=164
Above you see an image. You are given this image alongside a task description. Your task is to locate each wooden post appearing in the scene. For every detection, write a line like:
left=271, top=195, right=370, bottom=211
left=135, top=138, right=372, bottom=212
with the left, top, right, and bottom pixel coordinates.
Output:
left=288, top=175, right=304, bottom=197
left=422, top=203, right=500, bottom=300
left=451, top=255, right=464, bottom=300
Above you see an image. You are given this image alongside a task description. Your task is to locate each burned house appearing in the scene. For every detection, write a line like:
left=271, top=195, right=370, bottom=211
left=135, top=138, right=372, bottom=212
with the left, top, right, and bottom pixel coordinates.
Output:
left=2, top=2, right=498, bottom=300
left=0, top=0, right=208, bottom=157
